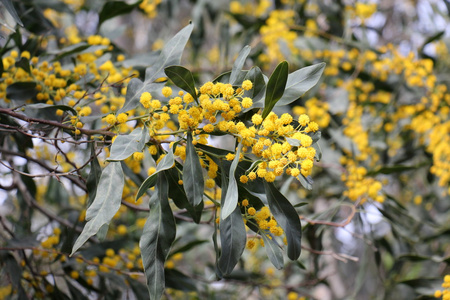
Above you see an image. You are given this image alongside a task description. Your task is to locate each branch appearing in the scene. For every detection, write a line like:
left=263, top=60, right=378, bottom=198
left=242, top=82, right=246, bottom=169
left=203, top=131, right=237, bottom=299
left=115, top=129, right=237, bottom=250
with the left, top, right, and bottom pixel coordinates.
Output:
left=0, top=108, right=116, bottom=137
left=11, top=169, right=89, bottom=237
left=300, top=204, right=356, bottom=228
left=0, top=148, right=87, bottom=191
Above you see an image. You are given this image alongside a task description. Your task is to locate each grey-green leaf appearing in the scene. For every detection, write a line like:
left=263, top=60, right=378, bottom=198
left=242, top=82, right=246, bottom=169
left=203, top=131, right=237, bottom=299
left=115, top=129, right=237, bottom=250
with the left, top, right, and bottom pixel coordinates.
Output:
left=264, top=181, right=302, bottom=260
left=164, top=66, right=198, bottom=104
left=230, top=45, right=251, bottom=85
left=108, top=126, right=149, bottom=161
left=221, top=142, right=242, bottom=220
left=262, top=61, right=289, bottom=119
left=1, top=0, right=23, bottom=27
left=119, top=23, right=193, bottom=114
left=183, top=132, right=204, bottom=207
left=71, top=162, right=124, bottom=255
left=261, top=232, right=284, bottom=269
left=243, top=66, right=266, bottom=104
left=145, top=22, right=194, bottom=83
left=86, top=144, right=102, bottom=207
left=218, top=205, right=246, bottom=275
left=140, top=173, right=176, bottom=300
left=135, top=144, right=175, bottom=201
left=276, top=62, right=325, bottom=106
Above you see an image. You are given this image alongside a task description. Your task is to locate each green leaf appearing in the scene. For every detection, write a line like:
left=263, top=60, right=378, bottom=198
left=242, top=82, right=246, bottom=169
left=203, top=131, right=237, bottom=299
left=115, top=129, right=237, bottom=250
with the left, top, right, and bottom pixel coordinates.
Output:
left=140, top=173, right=176, bottom=300
left=166, top=165, right=203, bottom=223
left=145, top=22, right=194, bottom=83
left=243, top=66, right=266, bottom=103
left=165, top=269, right=197, bottom=292
left=117, top=77, right=144, bottom=114
left=213, top=70, right=231, bottom=83
left=183, top=132, right=204, bottom=207
left=24, top=103, right=77, bottom=115
left=221, top=142, right=243, bottom=220
left=15, top=57, right=31, bottom=73
left=276, top=62, right=325, bottom=106
left=264, top=181, right=302, bottom=260
left=218, top=205, right=246, bottom=275
left=170, top=240, right=208, bottom=257
left=164, top=66, right=198, bottom=104
left=218, top=161, right=246, bottom=275
left=230, top=45, right=251, bottom=85
left=119, top=23, right=193, bottom=113
left=135, top=144, right=175, bottom=201
left=367, top=164, right=420, bottom=176
left=6, top=81, right=37, bottom=101
left=297, top=174, right=313, bottom=190
left=261, top=61, right=289, bottom=119
left=312, top=142, right=322, bottom=161
left=99, top=0, right=142, bottom=25
left=86, top=144, right=102, bottom=207
left=71, top=162, right=124, bottom=255
left=45, top=177, right=69, bottom=206
left=260, top=232, right=284, bottom=269
left=0, top=0, right=23, bottom=27
left=108, top=126, right=149, bottom=161
left=49, top=43, right=90, bottom=62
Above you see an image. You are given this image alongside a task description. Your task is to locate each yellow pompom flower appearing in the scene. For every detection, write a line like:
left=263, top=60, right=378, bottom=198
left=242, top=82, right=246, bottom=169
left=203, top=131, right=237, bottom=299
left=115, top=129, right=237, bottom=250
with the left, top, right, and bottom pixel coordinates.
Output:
left=140, top=92, right=152, bottom=108
left=133, top=152, right=144, bottom=161
left=162, top=86, right=172, bottom=97
left=242, top=80, right=253, bottom=91
left=248, top=207, right=256, bottom=216
left=116, top=113, right=128, bottom=123
left=241, top=97, right=253, bottom=108
left=252, top=114, right=263, bottom=125
left=104, top=114, right=116, bottom=125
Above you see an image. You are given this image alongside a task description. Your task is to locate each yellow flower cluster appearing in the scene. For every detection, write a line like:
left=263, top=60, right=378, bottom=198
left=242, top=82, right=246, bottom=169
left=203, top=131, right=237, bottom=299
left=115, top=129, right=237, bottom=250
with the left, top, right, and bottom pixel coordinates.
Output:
left=435, top=275, right=450, bottom=300
left=340, top=158, right=384, bottom=203
left=244, top=204, right=285, bottom=249
left=136, top=79, right=319, bottom=185
left=259, top=10, right=298, bottom=63
left=139, top=0, right=162, bottom=18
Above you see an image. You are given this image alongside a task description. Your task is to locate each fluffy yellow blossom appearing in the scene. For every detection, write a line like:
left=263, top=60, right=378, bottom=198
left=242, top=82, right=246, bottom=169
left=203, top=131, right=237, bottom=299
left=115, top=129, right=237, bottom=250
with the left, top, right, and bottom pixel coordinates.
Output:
left=104, top=114, right=116, bottom=125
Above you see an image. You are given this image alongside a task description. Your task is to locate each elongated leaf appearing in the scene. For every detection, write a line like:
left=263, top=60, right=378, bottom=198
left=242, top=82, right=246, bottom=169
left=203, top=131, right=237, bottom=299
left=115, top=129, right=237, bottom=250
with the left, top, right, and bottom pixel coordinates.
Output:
left=118, top=77, right=144, bottom=113
left=165, top=269, right=197, bottom=292
left=1, top=0, right=23, bottom=27
left=99, top=0, right=141, bottom=25
left=6, top=81, right=37, bottom=101
left=221, top=142, right=242, bottom=220
left=297, top=174, right=313, bottom=190
left=71, top=162, right=124, bottom=255
left=166, top=164, right=203, bottom=223
left=261, top=61, right=289, bottom=119
left=183, top=132, right=204, bottom=207
left=15, top=57, right=30, bottom=73
left=135, top=144, right=175, bottom=201
left=264, top=181, right=302, bottom=260
left=86, top=144, right=102, bottom=207
left=140, top=173, right=176, bottom=300
left=243, top=66, right=265, bottom=102
left=276, top=62, right=325, bottom=106
left=164, top=66, right=198, bottom=104
left=260, top=232, right=284, bottom=269
left=170, top=240, right=208, bottom=257
left=48, top=43, right=90, bottom=61
left=119, top=23, right=193, bottom=113
left=108, top=126, right=149, bottom=161
left=24, top=103, right=77, bottom=115
left=145, top=22, right=194, bottom=82
left=230, top=45, right=251, bottom=85
left=218, top=206, right=246, bottom=275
